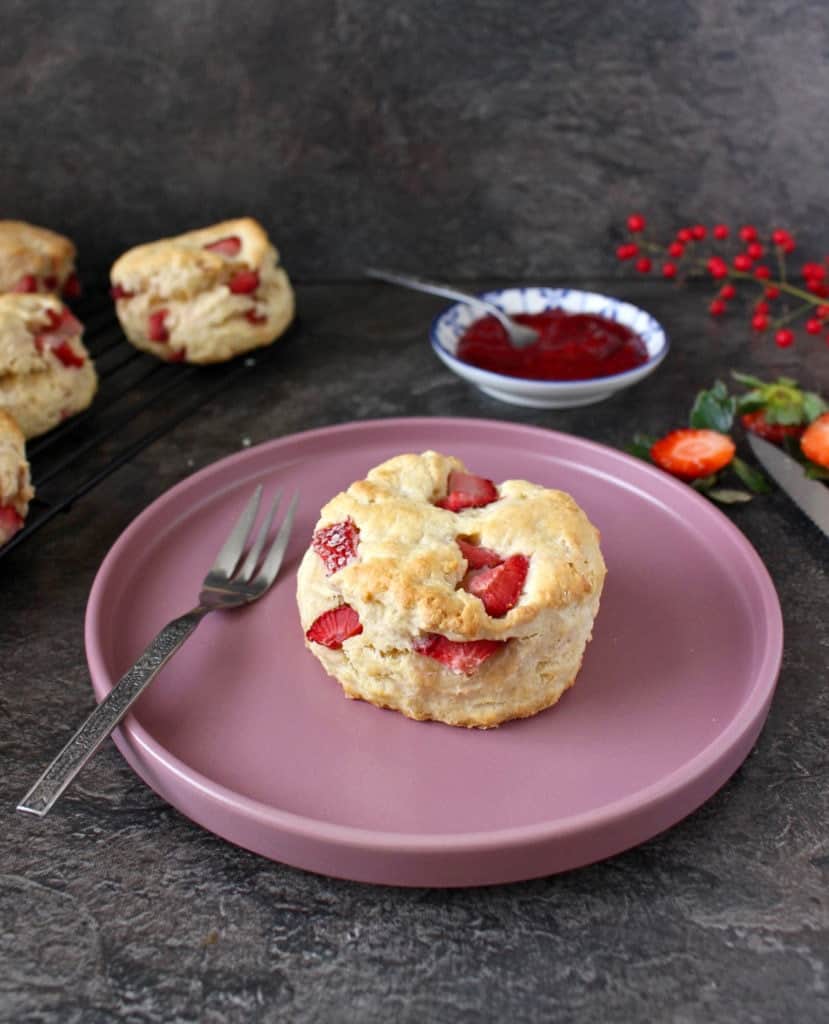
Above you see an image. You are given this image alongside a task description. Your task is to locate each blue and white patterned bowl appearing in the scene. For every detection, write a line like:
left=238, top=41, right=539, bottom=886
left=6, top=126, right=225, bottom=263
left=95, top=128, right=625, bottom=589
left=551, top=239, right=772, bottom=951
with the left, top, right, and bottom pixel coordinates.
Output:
left=429, top=287, right=669, bottom=408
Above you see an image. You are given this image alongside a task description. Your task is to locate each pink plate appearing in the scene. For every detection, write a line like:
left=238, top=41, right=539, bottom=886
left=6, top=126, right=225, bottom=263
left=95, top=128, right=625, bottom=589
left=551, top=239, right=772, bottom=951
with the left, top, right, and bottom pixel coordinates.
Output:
left=85, top=417, right=783, bottom=887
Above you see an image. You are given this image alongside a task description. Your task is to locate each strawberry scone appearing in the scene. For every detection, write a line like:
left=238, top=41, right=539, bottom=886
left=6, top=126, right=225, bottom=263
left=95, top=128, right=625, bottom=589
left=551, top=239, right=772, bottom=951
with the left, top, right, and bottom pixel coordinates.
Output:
left=297, top=451, right=606, bottom=728
left=0, top=220, right=80, bottom=298
left=0, top=410, right=33, bottom=544
left=0, top=294, right=97, bottom=438
left=110, top=217, right=295, bottom=364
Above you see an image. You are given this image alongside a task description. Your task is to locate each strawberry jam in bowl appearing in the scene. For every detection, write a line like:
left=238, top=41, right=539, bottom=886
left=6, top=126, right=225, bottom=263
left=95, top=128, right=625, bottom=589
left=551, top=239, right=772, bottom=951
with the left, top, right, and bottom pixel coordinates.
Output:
left=430, top=287, right=668, bottom=408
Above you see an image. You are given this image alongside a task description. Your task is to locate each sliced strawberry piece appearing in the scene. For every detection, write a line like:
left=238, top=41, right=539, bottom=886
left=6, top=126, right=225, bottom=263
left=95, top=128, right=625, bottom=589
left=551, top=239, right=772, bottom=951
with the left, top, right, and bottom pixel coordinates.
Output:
left=650, top=429, right=736, bottom=481
left=436, top=470, right=498, bottom=511
left=52, top=341, right=85, bottom=368
left=457, top=538, right=501, bottom=568
left=740, top=410, right=804, bottom=444
left=466, top=554, right=529, bottom=617
left=800, top=412, right=829, bottom=469
left=306, top=605, right=363, bottom=649
left=148, top=309, right=169, bottom=342
left=228, top=269, right=260, bottom=294
left=13, top=274, right=38, bottom=293
left=62, top=273, right=81, bottom=298
left=43, top=275, right=57, bottom=290
left=0, top=505, right=24, bottom=542
left=204, top=235, right=242, bottom=256
left=312, top=518, right=359, bottom=575
left=110, top=283, right=135, bottom=301
left=245, top=309, right=267, bottom=325
left=35, top=308, right=84, bottom=365
left=168, top=347, right=186, bottom=363
left=412, top=634, right=505, bottom=675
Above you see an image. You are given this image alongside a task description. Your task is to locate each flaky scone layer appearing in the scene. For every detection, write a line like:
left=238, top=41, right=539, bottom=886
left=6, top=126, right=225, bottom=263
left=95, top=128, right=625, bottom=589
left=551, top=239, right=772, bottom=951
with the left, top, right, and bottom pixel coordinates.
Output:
left=0, top=409, right=33, bottom=541
left=297, top=451, right=607, bottom=728
left=0, top=220, right=76, bottom=294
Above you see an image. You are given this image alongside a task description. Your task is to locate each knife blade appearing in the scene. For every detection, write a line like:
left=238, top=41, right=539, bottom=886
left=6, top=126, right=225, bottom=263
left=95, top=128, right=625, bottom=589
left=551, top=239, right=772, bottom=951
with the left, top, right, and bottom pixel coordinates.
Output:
left=748, top=434, right=829, bottom=536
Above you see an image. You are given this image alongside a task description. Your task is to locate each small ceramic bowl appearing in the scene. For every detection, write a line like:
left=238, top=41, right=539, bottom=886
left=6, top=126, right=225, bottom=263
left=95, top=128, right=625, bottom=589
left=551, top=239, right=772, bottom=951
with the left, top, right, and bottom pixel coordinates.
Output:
left=429, top=286, right=669, bottom=408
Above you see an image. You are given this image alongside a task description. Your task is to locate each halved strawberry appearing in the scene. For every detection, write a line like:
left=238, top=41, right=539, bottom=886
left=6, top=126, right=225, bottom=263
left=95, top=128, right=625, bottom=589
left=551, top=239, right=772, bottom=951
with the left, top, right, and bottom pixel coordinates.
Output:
left=436, top=470, right=498, bottom=511
left=466, top=554, right=529, bottom=617
left=110, top=283, right=134, bottom=301
left=800, top=413, right=829, bottom=469
left=412, top=634, right=505, bottom=675
left=148, top=309, right=169, bottom=342
left=306, top=605, right=363, bottom=649
left=0, top=505, right=23, bottom=542
left=457, top=538, right=501, bottom=568
left=14, top=274, right=38, bottom=293
left=204, top=235, right=242, bottom=256
left=740, top=410, right=804, bottom=444
left=62, top=273, right=81, bottom=299
left=228, top=270, right=260, bottom=294
left=312, top=519, right=359, bottom=575
left=650, top=429, right=736, bottom=481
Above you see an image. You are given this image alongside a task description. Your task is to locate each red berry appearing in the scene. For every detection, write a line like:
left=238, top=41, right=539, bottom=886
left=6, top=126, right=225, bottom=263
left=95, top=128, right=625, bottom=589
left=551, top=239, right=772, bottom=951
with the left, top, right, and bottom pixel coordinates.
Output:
left=668, top=241, right=685, bottom=258
left=713, top=224, right=730, bottom=240
left=707, top=256, right=729, bottom=279
left=466, top=554, right=529, bottom=617
left=751, top=313, right=769, bottom=331
left=691, top=224, right=707, bottom=240
left=148, top=309, right=169, bottom=342
left=615, top=243, right=639, bottom=260
left=746, top=242, right=764, bottom=259
left=719, top=284, right=736, bottom=299
left=13, top=274, right=38, bottom=293
left=754, top=265, right=772, bottom=280
left=203, top=235, right=242, bottom=256
left=754, top=300, right=769, bottom=315
left=806, top=318, right=822, bottom=335
left=457, top=539, right=501, bottom=569
left=412, top=634, right=505, bottom=675
left=771, top=228, right=790, bottom=246
left=802, top=262, right=825, bottom=281
left=782, top=237, right=796, bottom=254
left=436, top=470, right=498, bottom=512
left=676, top=228, right=693, bottom=243
left=733, top=254, right=753, bottom=271
left=765, top=286, right=780, bottom=299
left=627, top=213, right=646, bottom=232
left=228, top=270, right=260, bottom=294
left=650, top=429, right=736, bottom=481
left=739, top=225, right=758, bottom=242
left=634, top=256, right=652, bottom=273
left=306, top=605, right=363, bottom=649
left=775, top=329, right=795, bottom=348
left=312, top=519, right=360, bottom=575
left=810, top=283, right=829, bottom=298
left=709, top=299, right=726, bottom=317
left=817, top=305, right=829, bottom=319
left=662, top=262, right=678, bottom=279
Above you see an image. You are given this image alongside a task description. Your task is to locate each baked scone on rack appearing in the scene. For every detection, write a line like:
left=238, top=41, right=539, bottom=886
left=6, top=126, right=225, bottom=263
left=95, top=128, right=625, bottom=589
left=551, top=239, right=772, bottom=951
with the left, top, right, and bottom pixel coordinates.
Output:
left=0, top=410, right=34, bottom=544
left=297, top=451, right=607, bottom=729
left=0, top=220, right=80, bottom=298
left=110, top=217, right=295, bottom=364
left=0, top=294, right=97, bottom=439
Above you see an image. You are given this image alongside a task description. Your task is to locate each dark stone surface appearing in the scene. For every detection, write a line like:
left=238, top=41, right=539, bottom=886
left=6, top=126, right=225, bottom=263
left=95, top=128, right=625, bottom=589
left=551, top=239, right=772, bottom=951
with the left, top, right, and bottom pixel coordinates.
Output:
left=2, top=281, right=827, bottom=1023
left=2, top=1, right=829, bottom=277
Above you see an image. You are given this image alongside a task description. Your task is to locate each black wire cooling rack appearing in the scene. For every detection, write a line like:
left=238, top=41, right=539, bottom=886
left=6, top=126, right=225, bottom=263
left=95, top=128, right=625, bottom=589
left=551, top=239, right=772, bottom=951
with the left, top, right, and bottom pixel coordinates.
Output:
left=1, top=288, right=280, bottom=560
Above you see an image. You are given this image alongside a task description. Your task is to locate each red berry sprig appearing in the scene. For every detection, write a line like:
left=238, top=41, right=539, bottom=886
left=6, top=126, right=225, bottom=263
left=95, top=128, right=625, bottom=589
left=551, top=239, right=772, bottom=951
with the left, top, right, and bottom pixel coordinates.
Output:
left=615, top=215, right=829, bottom=348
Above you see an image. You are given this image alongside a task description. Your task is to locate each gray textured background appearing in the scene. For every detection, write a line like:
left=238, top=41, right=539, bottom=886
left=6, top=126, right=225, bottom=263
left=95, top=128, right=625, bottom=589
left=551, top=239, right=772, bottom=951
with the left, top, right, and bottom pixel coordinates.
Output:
left=3, top=0, right=829, bottom=279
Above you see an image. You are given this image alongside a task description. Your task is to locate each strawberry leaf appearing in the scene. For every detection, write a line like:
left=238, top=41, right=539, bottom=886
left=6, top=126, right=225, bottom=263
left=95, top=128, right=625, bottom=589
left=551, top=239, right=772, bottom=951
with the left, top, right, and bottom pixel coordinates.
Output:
left=690, top=380, right=735, bottom=432
left=731, top=371, right=766, bottom=389
left=707, top=488, right=753, bottom=504
left=805, top=462, right=829, bottom=480
left=732, top=456, right=772, bottom=494
left=803, top=392, right=829, bottom=422
left=627, top=433, right=656, bottom=462
left=690, top=474, right=719, bottom=492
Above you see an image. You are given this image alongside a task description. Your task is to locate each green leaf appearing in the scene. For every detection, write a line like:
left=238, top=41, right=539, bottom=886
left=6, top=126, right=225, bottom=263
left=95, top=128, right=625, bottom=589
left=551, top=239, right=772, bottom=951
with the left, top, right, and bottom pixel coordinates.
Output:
left=767, top=404, right=804, bottom=426
left=732, top=456, right=772, bottom=494
left=689, top=474, right=719, bottom=492
left=690, top=380, right=736, bottom=432
left=736, top=390, right=767, bottom=413
left=731, top=371, right=766, bottom=389
left=804, top=462, right=829, bottom=481
left=706, top=488, right=754, bottom=504
left=803, top=392, right=829, bottom=421
left=626, top=433, right=656, bottom=462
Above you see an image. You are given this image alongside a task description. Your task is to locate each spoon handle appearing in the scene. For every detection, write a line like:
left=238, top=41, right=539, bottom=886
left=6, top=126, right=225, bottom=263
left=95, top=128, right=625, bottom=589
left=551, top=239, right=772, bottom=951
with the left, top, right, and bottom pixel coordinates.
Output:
left=365, top=268, right=510, bottom=325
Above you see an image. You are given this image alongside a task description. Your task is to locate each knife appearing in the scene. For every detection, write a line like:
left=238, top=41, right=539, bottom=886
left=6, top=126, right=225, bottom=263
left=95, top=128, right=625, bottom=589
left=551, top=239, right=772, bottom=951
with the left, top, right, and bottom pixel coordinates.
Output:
left=748, top=434, right=829, bottom=536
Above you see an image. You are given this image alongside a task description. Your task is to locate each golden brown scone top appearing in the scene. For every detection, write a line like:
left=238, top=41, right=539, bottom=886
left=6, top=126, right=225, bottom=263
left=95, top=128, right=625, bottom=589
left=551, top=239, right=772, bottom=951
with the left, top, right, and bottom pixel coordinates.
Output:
left=313, top=451, right=606, bottom=641
left=0, top=220, right=76, bottom=292
left=0, top=293, right=76, bottom=375
left=110, top=217, right=276, bottom=298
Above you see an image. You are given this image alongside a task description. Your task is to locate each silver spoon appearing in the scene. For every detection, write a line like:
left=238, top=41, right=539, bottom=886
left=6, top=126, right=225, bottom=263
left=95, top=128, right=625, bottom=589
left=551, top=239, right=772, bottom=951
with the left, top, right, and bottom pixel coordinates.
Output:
left=365, top=268, right=540, bottom=349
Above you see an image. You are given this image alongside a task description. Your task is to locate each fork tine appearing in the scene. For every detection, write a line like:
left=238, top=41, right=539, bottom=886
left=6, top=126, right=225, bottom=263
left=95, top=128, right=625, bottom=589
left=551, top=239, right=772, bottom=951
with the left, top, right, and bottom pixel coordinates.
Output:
left=236, top=489, right=282, bottom=582
left=210, top=484, right=263, bottom=578
left=252, top=492, right=299, bottom=589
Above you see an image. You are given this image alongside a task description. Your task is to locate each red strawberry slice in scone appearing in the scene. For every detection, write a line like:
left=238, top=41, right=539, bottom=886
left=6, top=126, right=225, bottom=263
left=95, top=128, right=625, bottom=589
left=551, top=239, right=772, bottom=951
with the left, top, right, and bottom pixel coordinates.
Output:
left=456, top=538, right=501, bottom=568
left=13, top=275, right=38, bottom=293
left=62, top=273, right=81, bottom=299
left=228, top=270, right=260, bottom=294
left=436, top=470, right=498, bottom=511
left=466, top=554, right=529, bottom=617
left=306, top=605, right=363, bottom=649
left=412, top=634, right=505, bottom=675
left=35, top=308, right=86, bottom=367
left=312, top=519, right=360, bottom=575
left=204, top=235, right=242, bottom=256
left=148, top=309, right=170, bottom=342
left=0, top=505, right=24, bottom=543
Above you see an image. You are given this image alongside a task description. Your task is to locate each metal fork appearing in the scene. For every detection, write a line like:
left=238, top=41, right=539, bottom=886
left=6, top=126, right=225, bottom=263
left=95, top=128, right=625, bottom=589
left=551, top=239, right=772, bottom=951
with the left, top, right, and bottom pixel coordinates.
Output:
left=17, top=484, right=298, bottom=817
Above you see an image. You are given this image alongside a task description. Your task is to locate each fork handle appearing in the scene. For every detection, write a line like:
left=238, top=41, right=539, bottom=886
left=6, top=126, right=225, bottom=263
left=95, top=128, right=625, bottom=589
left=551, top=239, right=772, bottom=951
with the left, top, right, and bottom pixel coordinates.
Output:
left=17, top=606, right=209, bottom=817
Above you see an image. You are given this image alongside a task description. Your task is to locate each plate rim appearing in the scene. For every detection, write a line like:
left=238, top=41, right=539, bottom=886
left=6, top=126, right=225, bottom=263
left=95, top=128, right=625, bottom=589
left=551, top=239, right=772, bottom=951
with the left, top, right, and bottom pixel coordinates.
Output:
left=85, top=417, right=783, bottom=864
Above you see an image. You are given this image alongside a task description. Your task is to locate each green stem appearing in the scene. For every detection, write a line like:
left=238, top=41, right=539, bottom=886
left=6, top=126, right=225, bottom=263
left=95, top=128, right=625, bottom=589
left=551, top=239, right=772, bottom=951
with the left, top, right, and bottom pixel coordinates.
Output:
left=770, top=301, right=814, bottom=329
